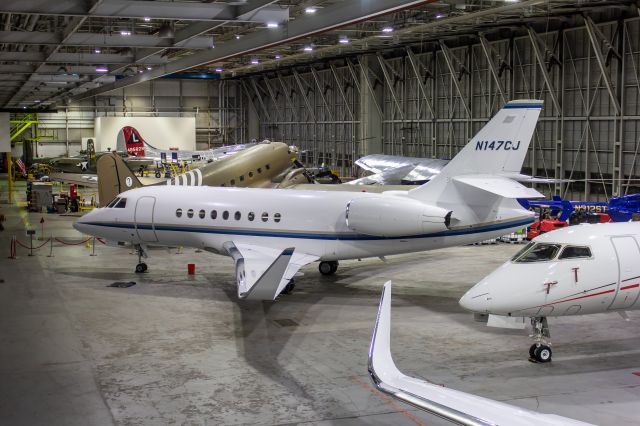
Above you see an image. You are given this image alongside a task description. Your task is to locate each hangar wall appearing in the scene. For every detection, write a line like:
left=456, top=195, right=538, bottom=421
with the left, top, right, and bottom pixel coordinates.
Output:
left=245, top=17, right=640, bottom=201
left=17, top=79, right=246, bottom=160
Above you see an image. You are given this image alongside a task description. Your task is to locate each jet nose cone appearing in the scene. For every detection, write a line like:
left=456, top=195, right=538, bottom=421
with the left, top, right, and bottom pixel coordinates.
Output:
left=459, top=290, right=491, bottom=313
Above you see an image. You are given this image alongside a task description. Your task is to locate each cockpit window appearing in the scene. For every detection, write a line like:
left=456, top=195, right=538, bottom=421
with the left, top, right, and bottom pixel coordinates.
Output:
left=559, top=246, right=592, bottom=260
left=114, top=198, right=127, bottom=208
left=106, top=197, right=120, bottom=208
left=512, top=243, right=561, bottom=263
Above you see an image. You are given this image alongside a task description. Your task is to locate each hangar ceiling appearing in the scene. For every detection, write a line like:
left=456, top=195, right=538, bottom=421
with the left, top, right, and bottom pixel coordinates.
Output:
left=0, top=0, right=636, bottom=109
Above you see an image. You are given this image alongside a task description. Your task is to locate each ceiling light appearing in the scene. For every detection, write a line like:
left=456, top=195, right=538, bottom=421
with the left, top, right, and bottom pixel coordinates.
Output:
left=235, top=35, right=241, bottom=40
left=267, top=22, right=278, bottom=28
left=146, top=66, right=152, bottom=70
left=120, top=30, right=131, bottom=36
left=381, top=27, right=393, bottom=33
left=250, top=58, right=259, bottom=65
left=303, top=46, right=313, bottom=52
left=94, top=48, right=101, bottom=54
left=34, top=100, right=41, bottom=103
left=96, top=66, right=109, bottom=73
left=275, top=54, right=281, bottom=59
left=435, top=13, right=445, bottom=19
left=215, top=68, right=223, bottom=72
left=339, top=37, right=349, bottom=44
left=305, top=7, right=316, bottom=13
left=158, top=23, right=174, bottom=38
left=143, top=17, right=151, bottom=22
left=57, top=66, right=69, bottom=75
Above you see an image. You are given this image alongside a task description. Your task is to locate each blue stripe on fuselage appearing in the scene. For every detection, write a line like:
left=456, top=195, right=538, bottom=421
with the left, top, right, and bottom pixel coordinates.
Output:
left=503, top=103, right=543, bottom=109
left=81, top=217, right=533, bottom=241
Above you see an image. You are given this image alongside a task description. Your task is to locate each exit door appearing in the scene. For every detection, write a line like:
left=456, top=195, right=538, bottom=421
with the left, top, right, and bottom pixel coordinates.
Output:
left=135, top=196, right=158, bottom=242
left=609, top=236, right=640, bottom=310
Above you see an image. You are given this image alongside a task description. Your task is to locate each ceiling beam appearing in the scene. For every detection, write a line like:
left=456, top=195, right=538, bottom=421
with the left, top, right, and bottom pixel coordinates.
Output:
left=0, top=0, right=288, bottom=22
left=68, top=0, right=432, bottom=102
left=0, top=51, right=168, bottom=65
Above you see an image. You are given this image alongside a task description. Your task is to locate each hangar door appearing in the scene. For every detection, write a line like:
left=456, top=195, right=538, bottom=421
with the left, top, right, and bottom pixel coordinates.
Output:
left=609, top=236, right=640, bottom=310
left=135, top=196, right=158, bottom=242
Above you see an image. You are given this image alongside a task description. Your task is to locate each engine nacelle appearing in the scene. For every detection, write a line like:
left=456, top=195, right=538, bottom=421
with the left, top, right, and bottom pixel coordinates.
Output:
left=346, top=197, right=451, bottom=237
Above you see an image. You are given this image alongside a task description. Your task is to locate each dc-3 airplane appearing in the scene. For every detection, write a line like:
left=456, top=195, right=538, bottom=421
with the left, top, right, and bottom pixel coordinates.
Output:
left=370, top=282, right=594, bottom=426
left=74, top=99, right=545, bottom=301
left=460, top=222, right=640, bottom=363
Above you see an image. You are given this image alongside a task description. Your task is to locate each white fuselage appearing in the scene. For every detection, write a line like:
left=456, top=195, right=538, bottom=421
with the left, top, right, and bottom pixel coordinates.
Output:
left=460, top=222, right=640, bottom=317
left=75, top=185, right=534, bottom=262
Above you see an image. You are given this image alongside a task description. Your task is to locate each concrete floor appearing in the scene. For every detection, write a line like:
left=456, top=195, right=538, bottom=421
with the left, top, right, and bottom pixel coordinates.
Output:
left=1, top=181, right=639, bottom=426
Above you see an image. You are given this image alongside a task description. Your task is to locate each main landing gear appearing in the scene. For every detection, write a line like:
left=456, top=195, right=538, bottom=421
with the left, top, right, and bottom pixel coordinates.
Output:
left=134, top=244, right=148, bottom=273
left=529, top=317, right=552, bottom=363
left=281, top=279, right=296, bottom=295
left=319, top=261, right=339, bottom=276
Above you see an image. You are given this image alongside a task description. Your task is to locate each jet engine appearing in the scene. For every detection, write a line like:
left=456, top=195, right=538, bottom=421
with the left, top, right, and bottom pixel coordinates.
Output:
left=346, top=197, right=451, bottom=237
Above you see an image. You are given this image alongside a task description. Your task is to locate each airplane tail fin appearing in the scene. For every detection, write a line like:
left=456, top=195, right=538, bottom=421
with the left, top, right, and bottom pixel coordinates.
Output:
left=116, top=126, right=152, bottom=157
left=408, top=100, right=544, bottom=204
left=96, top=153, right=143, bottom=206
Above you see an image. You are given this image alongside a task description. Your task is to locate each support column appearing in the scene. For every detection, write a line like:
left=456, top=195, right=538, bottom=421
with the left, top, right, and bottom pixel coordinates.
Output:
left=357, top=55, right=383, bottom=156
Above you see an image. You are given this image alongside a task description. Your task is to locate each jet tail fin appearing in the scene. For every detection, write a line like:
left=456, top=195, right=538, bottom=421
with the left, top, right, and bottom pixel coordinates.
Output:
left=96, top=153, right=143, bottom=206
left=409, top=100, right=543, bottom=204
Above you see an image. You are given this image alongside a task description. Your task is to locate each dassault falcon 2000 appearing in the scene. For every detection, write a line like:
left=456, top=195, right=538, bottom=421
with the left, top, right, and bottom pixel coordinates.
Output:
left=460, top=221, right=640, bottom=363
left=74, top=100, right=545, bottom=301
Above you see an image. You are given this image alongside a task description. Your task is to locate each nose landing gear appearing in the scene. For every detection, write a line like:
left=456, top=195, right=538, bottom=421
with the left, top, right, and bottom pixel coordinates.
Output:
left=319, top=261, right=339, bottom=276
left=134, top=244, right=148, bottom=273
left=529, top=317, right=552, bottom=363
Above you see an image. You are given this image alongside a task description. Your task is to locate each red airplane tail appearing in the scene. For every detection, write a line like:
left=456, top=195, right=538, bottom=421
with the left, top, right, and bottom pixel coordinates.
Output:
left=116, top=126, right=146, bottom=157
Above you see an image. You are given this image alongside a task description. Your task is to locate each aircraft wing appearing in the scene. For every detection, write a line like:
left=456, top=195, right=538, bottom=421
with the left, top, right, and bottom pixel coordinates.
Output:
left=347, top=164, right=415, bottom=185
left=369, top=282, right=595, bottom=426
left=222, top=242, right=319, bottom=300
left=49, top=172, right=98, bottom=188
left=354, top=155, right=449, bottom=184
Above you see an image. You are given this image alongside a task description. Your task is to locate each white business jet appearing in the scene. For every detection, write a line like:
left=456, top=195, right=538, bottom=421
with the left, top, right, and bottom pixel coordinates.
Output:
left=74, top=100, right=544, bottom=301
left=460, top=222, right=640, bottom=363
left=370, top=282, right=594, bottom=426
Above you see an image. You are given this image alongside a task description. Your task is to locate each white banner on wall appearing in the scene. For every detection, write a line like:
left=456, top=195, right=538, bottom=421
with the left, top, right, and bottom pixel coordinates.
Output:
left=95, top=117, right=196, bottom=153
left=0, top=113, right=9, bottom=152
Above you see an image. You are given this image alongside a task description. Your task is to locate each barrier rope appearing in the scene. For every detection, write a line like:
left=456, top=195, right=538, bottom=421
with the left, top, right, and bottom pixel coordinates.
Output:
left=53, top=237, right=92, bottom=246
left=96, top=237, right=107, bottom=245
left=15, top=238, right=51, bottom=250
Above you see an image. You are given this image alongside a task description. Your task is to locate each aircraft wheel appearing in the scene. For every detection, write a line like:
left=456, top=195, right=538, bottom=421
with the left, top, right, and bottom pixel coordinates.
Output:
left=155, top=171, right=161, bottom=178
left=533, top=345, right=552, bottom=363
left=135, top=263, right=147, bottom=273
left=529, top=344, right=538, bottom=359
left=282, top=280, right=295, bottom=294
left=319, top=261, right=337, bottom=276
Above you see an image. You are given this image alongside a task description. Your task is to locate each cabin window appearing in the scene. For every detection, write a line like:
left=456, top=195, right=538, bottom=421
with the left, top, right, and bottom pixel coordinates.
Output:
left=257, top=168, right=262, bottom=174
left=222, top=211, right=229, bottom=220
left=261, top=212, right=269, bottom=222
left=239, top=175, right=245, bottom=182
left=249, top=171, right=254, bottom=178
left=187, top=209, right=194, bottom=218
left=230, top=179, right=236, bottom=186
left=248, top=212, right=255, bottom=221
left=114, top=198, right=127, bottom=208
left=220, top=183, right=225, bottom=187
left=176, top=208, right=182, bottom=218
left=210, top=210, right=217, bottom=219
left=512, top=243, right=561, bottom=263
left=559, top=246, right=592, bottom=260
left=106, top=197, right=120, bottom=208
left=199, top=209, right=205, bottom=219
left=265, top=164, right=270, bottom=170
left=235, top=211, right=241, bottom=220
left=274, top=213, right=281, bottom=223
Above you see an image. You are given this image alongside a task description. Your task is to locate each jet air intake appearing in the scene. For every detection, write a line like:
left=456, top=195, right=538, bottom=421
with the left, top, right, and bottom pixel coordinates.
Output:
left=345, top=197, right=451, bottom=237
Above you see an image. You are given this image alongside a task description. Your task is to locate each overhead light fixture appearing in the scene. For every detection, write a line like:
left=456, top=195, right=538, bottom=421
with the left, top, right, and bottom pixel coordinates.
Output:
left=138, top=69, right=143, bottom=74
left=120, top=30, right=131, bottom=36
left=381, top=26, right=393, bottom=33
left=339, top=37, right=349, bottom=44
left=305, top=7, right=317, bottom=13
left=94, top=48, right=101, bottom=54
left=143, top=17, right=151, bottom=22
left=96, top=66, right=109, bottom=73
left=34, top=100, right=41, bottom=103
left=435, top=13, right=445, bottom=19
left=146, top=66, right=152, bottom=70
left=275, top=54, right=281, bottom=59
left=250, top=58, right=259, bottom=65
left=267, top=22, right=278, bottom=28
left=215, top=68, right=223, bottom=72
left=303, top=46, right=313, bottom=52
left=57, top=66, right=69, bottom=75
left=158, top=23, right=174, bottom=38
left=235, top=35, right=241, bottom=40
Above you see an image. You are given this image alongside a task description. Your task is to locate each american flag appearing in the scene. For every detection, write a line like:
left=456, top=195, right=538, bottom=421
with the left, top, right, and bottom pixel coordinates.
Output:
left=14, top=158, right=26, bottom=176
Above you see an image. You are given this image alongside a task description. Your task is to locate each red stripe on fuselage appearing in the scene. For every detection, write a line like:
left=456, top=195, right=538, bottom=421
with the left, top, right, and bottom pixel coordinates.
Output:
left=546, top=289, right=615, bottom=306
left=621, top=283, right=640, bottom=291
